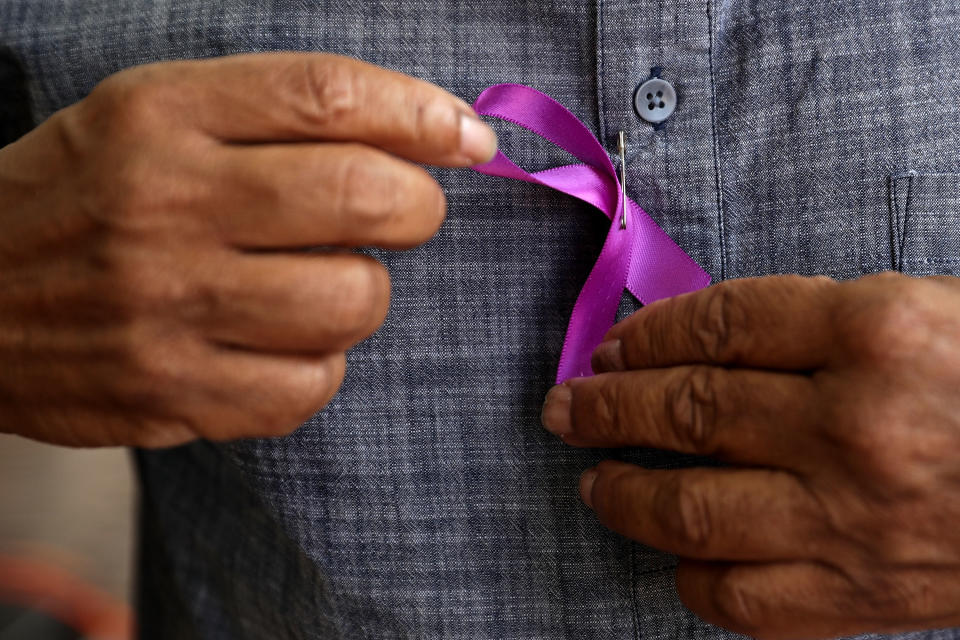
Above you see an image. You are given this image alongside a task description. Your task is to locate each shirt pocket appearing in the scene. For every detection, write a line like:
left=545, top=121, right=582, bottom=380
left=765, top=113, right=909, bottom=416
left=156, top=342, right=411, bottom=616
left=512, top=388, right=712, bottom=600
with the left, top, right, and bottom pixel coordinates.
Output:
left=889, top=173, right=960, bottom=276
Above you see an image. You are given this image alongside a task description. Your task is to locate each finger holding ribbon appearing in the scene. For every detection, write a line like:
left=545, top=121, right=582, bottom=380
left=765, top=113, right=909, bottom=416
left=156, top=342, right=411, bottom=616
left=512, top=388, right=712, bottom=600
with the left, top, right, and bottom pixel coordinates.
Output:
left=541, top=273, right=960, bottom=638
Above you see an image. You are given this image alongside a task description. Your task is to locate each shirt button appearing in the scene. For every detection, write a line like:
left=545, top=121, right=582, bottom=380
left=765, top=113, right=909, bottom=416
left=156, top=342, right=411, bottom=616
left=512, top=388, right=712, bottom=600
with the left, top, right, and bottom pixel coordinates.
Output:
left=633, top=77, right=677, bottom=124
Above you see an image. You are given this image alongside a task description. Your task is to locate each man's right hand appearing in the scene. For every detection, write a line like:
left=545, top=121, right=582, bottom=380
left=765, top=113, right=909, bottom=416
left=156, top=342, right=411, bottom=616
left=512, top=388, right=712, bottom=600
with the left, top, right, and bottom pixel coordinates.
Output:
left=0, top=53, right=497, bottom=448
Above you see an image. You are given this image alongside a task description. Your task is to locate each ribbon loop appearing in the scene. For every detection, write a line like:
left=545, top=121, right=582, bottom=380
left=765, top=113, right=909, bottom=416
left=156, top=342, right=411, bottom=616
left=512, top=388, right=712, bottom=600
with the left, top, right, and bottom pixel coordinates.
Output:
left=471, top=84, right=711, bottom=382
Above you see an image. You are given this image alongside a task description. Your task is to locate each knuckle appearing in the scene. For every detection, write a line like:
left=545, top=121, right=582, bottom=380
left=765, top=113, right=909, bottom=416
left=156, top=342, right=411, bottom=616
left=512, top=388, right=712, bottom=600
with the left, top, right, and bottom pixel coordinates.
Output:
left=712, top=572, right=765, bottom=632
left=131, top=416, right=198, bottom=449
left=46, top=106, right=89, bottom=164
left=691, top=283, right=745, bottom=362
left=839, top=281, right=934, bottom=366
left=81, top=155, right=177, bottom=232
left=114, top=325, right=190, bottom=396
left=88, top=67, right=177, bottom=135
left=71, top=128, right=197, bottom=238
left=330, top=257, right=390, bottom=334
left=415, top=95, right=461, bottom=152
left=132, top=339, right=182, bottom=385
left=862, top=270, right=906, bottom=287
left=261, top=411, right=306, bottom=438
left=83, top=74, right=129, bottom=120
left=660, top=474, right=714, bottom=551
left=313, top=353, right=348, bottom=407
left=595, top=466, right=637, bottom=529
left=407, top=170, right=448, bottom=244
left=666, top=366, right=720, bottom=453
left=273, top=356, right=347, bottom=434
left=588, top=382, right=622, bottom=440
left=847, top=570, right=935, bottom=620
left=224, top=394, right=289, bottom=440
left=336, top=150, right=400, bottom=227
left=830, top=397, right=912, bottom=487
left=299, top=57, right=357, bottom=128
left=90, top=239, right=191, bottom=316
left=887, top=577, right=935, bottom=619
left=208, top=389, right=295, bottom=441
left=119, top=85, right=171, bottom=131
left=867, top=528, right=924, bottom=565
left=176, top=274, right=233, bottom=325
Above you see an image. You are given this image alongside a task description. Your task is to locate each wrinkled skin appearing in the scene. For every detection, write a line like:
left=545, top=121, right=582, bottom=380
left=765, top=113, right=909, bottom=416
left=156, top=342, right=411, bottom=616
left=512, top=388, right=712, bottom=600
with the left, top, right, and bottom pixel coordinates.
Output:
left=0, top=52, right=497, bottom=447
left=542, top=274, right=960, bottom=639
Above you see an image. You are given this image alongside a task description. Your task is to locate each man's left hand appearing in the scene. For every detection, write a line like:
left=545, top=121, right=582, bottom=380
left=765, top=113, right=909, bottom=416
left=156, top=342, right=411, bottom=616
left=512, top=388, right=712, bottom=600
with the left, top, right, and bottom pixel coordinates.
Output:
left=541, top=273, right=960, bottom=639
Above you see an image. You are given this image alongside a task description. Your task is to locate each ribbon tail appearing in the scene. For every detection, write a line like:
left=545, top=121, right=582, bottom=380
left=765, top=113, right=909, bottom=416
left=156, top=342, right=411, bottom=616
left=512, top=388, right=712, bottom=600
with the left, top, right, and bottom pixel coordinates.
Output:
left=556, top=215, right=633, bottom=383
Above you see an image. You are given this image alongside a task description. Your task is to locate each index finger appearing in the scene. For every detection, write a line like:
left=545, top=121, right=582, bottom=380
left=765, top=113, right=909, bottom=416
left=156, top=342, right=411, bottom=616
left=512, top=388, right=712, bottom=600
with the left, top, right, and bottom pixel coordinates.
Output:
left=115, top=53, right=498, bottom=166
left=595, top=275, right=839, bottom=372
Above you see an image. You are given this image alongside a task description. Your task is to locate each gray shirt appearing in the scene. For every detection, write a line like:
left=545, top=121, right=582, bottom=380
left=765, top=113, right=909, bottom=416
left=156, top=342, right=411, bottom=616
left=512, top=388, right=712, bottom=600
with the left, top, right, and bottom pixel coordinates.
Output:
left=2, top=0, right=959, bottom=637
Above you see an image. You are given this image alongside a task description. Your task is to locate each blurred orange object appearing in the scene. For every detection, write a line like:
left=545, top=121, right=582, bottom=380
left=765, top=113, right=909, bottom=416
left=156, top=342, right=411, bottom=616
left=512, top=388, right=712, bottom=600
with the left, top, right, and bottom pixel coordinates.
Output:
left=0, top=554, right=132, bottom=639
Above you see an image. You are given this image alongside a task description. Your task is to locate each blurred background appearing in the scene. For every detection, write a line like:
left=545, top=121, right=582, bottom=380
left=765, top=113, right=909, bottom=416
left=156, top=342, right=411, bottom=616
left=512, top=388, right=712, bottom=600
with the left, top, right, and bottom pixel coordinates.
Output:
left=0, top=434, right=135, bottom=638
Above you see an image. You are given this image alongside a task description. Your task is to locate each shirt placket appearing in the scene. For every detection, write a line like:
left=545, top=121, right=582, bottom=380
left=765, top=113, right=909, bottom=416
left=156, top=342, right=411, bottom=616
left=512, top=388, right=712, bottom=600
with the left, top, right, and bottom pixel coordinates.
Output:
left=597, top=0, right=725, bottom=284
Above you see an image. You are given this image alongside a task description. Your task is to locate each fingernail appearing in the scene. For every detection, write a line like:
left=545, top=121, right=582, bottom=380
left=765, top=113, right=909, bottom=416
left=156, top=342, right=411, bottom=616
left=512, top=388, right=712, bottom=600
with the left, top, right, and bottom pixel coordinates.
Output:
left=592, top=339, right=625, bottom=372
left=459, top=113, right=498, bottom=164
left=580, top=469, right=598, bottom=509
left=540, top=384, right=573, bottom=436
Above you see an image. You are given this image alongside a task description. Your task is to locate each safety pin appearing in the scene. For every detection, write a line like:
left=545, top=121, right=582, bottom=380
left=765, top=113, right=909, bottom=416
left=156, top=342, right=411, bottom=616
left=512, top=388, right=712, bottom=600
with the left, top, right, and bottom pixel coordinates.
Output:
left=618, top=131, right=628, bottom=229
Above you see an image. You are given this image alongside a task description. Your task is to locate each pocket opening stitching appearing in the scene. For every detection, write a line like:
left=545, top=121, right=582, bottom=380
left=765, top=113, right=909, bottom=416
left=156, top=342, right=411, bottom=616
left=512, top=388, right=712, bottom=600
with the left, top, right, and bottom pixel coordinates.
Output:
left=889, top=173, right=920, bottom=273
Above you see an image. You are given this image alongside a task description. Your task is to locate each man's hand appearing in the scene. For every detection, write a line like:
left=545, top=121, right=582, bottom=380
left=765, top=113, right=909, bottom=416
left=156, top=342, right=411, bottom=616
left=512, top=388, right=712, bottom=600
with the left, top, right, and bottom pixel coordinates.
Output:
left=541, top=273, right=960, bottom=639
left=0, top=53, right=497, bottom=448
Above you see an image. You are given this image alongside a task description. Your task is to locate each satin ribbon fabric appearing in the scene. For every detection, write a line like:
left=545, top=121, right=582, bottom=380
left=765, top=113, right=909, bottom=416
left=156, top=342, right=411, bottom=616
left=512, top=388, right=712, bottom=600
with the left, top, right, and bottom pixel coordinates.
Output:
left=471, top=84, right=712, bottom=383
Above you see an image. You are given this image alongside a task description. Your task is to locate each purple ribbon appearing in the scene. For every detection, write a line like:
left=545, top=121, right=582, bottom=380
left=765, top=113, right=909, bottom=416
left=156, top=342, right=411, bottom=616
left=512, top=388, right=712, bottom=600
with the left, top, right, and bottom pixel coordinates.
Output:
left=471, top=84, right=712, bottom=383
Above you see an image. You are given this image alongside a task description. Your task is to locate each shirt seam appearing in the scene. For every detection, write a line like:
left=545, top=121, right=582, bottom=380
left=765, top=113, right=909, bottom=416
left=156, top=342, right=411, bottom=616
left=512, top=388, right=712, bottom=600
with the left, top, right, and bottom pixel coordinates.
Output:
left=707, top=0, right=727, bottom=281
left=596, top=0, right=608, bottom=146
